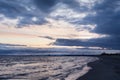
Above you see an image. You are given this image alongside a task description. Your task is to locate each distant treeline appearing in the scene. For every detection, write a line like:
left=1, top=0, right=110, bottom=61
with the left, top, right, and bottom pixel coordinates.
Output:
left=101, top=52, right=120, bottom=56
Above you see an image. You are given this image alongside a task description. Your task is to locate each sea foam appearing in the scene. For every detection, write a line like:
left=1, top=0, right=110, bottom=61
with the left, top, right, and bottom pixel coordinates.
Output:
left=0, top=56, right=97, bottom=80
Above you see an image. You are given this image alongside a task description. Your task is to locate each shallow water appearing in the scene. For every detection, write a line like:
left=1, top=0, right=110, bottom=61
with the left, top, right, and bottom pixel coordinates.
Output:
left=0, top=56, right=97, bottom=80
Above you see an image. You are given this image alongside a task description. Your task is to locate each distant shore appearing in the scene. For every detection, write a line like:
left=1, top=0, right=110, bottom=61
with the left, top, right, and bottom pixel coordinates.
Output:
left=77, top=55, right=120, bottom=80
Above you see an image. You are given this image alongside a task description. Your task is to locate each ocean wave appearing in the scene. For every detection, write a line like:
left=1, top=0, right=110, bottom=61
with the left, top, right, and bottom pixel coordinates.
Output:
left=0, top=56, right=98, bottom=80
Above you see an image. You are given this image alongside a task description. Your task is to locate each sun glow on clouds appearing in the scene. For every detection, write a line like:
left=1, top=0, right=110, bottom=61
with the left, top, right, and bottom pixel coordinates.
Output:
left=0, top=0, right=119, bottom=49
left=0, top=0, right=105, bottom=48
left=0, top=18, right=106, bottom=48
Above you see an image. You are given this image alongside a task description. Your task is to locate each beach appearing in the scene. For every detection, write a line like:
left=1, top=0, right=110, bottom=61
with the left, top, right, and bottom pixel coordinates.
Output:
left=77, top=55, right=120, bottom=80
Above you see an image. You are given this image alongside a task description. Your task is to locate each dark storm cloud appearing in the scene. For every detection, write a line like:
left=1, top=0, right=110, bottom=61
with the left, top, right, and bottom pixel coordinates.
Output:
left=34, top=0, right=57, bottom=13
left=0, top=0, right=90, bottom=26
left=0, top=0, right=25, bottom=18
left=53, top=36, right=120, bottom=49
left=75, top=0, right=120, bottom=49
left=83, top=0, right=120, bottom=35
left=0, top=0, right=48, bottom=26
left=34, top=0, right=87, bottom=13
left=54, top=39, right=87, bottom=46
left=0, top=0, right=120, bottom=49
left=93, top=0, right=120, bottom=35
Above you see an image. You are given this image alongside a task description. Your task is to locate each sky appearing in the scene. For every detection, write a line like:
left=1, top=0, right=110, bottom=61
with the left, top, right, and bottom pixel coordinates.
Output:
left=0, top=0, right=120, bottom=50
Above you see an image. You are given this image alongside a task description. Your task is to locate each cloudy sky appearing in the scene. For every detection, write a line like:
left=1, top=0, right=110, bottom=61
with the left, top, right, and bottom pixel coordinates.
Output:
left=0, top=0, right=120, bottom=49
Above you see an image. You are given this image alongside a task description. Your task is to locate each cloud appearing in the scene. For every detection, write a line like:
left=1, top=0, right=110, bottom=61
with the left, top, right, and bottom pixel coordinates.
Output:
left=0, top=20, right=104, bottom=48
left=61, top=0, right=87, bottom=12
left=53, top=36, right=120, bottom=49
left=0, top=43, right=26, bottom=49
left=65, top=0, right=120, bottom=49
left=0, top=0, right=25, bottom=18
left=81, top=0, right=120, bottom=35
left=0, top=43, right=26, bottom=46
left=34, top=0, right=57, bottom=13
left=0, top=44, right=80, bottom=55
left=0, top=0, right=48, bottom=26
left=34, top=0, right=88, bottom=13
left=39, top=36, right=55, bottom=40
left=0, top=0, right=97, bottom=27
left=0, top=0, right=120, bottom=49
left=92, top=0, right=120, bottom=35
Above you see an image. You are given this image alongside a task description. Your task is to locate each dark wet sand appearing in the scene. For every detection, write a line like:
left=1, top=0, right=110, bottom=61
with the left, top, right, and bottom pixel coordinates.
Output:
left=77, top=55, right=120, bottom=80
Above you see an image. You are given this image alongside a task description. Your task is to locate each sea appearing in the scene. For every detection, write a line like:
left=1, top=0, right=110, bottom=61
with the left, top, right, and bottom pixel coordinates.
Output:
left=0, top=56, right=97, bottom=80
left=0, top=49, right=120, bottom=80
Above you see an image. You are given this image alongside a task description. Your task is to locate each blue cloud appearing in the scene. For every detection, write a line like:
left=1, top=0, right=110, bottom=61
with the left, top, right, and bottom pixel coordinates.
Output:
left=0, top=0, right=48, bottom=26
left=34, top=0, right=57, bottom=13
left=53, top=36, right=120, bottom=50
left=83, top=0, right=120, bottom=35
left=0, top=0, right=120, bottom=49
left=0, top=0, right=91, bottom=26
left=0, top=43, right=26, bottom=47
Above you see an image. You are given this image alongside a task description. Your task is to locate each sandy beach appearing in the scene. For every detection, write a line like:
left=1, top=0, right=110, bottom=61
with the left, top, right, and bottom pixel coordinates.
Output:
left=77, top=55, right=120, bottom=80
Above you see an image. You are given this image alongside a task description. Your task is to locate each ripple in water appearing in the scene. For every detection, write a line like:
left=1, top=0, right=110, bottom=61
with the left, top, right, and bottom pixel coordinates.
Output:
left=0, top=56, right=98, bottom=80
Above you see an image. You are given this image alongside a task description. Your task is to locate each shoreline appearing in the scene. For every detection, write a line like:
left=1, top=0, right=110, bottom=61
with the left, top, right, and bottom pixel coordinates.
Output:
left=77, top=56, right=120, bottom=80
left=0, top=55, right=120, bottom=80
